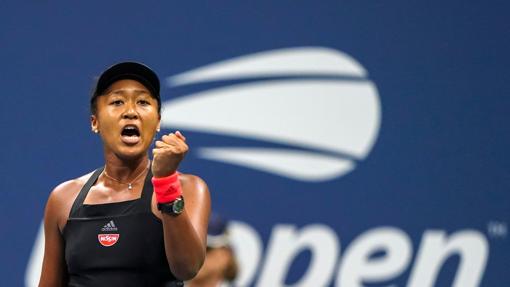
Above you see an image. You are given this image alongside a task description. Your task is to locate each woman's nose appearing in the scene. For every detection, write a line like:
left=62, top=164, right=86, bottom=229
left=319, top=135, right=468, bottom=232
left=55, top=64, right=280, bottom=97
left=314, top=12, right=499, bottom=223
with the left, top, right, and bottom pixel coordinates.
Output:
left=122, top=101, right=138, bottom=119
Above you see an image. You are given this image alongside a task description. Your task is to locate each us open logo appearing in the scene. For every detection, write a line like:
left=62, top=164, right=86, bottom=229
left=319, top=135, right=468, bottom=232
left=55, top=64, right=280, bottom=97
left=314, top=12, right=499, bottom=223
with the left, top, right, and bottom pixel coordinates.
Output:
left=161, top=47, right=381, bottom=182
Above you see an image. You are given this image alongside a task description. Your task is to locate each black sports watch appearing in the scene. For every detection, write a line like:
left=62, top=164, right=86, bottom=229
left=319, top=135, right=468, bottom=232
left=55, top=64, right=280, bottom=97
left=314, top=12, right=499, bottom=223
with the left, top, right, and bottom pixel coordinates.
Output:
left=157, top=196, right=185, bottom=215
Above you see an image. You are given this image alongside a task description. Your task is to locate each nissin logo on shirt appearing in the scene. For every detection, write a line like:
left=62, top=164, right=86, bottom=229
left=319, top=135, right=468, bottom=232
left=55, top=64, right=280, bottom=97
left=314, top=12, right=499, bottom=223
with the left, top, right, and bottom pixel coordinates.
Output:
left=161, top=47, right=381, bottom=182
left=97, top=234, right=120, bottom=247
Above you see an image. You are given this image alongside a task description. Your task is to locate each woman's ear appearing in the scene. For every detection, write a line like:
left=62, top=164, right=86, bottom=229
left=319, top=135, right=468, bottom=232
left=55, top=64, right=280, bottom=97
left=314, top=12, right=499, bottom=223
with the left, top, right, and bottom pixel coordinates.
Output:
left=91, top=115, right=99, bottom=133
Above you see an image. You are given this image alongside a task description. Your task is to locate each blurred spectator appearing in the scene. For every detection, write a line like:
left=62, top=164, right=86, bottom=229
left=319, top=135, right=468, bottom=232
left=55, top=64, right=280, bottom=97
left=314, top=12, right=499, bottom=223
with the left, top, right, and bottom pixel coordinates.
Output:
left=187, top=213, right=238, bottom=287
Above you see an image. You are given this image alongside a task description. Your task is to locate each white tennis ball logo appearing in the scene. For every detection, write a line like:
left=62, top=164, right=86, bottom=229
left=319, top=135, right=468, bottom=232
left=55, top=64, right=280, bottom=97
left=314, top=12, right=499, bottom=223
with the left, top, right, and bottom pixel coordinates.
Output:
left=162, top=47, right=381, bottom=182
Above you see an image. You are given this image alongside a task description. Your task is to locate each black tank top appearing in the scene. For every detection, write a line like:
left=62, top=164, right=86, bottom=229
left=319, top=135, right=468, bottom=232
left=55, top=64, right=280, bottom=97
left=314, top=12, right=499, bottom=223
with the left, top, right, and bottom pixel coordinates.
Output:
left=63, top=168, right=183, bottom=287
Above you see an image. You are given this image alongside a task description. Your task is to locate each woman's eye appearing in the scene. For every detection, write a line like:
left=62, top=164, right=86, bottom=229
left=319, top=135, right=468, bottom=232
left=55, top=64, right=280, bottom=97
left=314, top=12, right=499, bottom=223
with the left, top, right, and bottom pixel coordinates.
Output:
left=138, top=100, right=150, bottom=106
left=111, top=100, right=123, bottom=106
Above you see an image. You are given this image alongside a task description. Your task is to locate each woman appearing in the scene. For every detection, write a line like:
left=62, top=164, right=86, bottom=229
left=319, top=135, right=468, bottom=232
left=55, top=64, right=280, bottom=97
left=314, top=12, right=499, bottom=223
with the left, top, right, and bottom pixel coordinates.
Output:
left=39, top=62, right=210, bottom=287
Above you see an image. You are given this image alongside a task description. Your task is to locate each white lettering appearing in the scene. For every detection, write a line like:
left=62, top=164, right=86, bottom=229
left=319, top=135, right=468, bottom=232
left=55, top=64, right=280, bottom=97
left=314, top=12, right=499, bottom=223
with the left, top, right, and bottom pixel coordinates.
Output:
left=26, top=221, right=490, bottom=287
left=25, top=221, right=44, bottom=287
left=407, top=230, right=489, bottom=287
left=336, top=227, right=412, bottom=287
left=229, top=221, right=263, bottom=287
left=256, top=224, right=339, bottom=287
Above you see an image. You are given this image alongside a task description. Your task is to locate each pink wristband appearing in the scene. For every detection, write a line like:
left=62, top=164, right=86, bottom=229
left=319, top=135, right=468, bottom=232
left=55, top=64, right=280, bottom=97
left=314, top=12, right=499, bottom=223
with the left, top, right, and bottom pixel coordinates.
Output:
left=152, top=172, right=183, bottom=203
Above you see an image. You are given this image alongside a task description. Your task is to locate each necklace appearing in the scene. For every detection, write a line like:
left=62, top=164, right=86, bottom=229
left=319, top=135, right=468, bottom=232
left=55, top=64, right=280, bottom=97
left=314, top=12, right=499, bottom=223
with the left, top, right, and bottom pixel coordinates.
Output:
left=102, top=162, right=150, bottom=190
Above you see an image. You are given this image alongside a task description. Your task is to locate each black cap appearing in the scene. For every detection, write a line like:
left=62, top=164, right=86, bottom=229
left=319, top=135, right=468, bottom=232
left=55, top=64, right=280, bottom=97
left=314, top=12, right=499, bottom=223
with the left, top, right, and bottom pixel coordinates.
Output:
left=91, top=61, right=161, bottom=113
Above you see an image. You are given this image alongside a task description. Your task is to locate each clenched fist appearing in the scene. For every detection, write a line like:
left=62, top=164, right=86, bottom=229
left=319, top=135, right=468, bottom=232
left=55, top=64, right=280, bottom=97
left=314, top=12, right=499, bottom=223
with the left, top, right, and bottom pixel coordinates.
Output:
left=152, top=131, right=188, bottom=177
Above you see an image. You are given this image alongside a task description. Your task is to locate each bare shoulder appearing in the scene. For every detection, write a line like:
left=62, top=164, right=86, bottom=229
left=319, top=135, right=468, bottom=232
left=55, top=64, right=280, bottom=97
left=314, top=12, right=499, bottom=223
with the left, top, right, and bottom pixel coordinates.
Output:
left=48, top=172, right=92, bottom=204
left=46, top=171, right=95, bottom=232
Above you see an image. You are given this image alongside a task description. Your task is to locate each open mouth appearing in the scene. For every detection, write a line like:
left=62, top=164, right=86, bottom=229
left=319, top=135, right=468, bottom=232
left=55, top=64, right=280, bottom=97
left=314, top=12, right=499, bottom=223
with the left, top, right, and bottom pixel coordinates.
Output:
left=121, top=125, right=141, bottom=145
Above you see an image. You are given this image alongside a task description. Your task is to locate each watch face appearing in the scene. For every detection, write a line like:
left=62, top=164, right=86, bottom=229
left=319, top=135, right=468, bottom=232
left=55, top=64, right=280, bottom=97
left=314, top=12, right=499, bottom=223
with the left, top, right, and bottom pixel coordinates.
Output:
left=172, top=198, right=185, bottom=214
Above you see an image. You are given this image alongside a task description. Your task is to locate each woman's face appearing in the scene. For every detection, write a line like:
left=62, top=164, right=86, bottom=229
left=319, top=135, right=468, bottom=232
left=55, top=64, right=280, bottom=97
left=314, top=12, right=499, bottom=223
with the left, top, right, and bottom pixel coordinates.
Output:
left=91, top=79, right=161, bottom=160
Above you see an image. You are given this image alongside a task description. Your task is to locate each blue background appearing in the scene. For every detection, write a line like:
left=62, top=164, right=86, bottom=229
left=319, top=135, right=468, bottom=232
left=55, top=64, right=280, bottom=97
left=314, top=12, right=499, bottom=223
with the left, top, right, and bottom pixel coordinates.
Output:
left=1, top=1, right=508, bottom=286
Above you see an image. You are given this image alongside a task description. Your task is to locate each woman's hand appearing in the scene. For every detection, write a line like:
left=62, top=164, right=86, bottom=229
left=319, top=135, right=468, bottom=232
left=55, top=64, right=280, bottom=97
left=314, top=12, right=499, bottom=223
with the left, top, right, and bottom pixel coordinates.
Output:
left=152, top=131, right=188, bottom=177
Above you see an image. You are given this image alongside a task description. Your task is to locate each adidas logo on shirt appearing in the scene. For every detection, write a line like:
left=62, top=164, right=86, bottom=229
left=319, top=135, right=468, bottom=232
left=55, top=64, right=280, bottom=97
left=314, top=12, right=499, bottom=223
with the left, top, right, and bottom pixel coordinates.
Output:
left=101, top=220, right=118, bottom=232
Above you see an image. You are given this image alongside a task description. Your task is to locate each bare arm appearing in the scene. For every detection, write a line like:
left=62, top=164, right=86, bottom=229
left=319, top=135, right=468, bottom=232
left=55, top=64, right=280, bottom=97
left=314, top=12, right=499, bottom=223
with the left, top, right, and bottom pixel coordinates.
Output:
left=38, top=186, right=69, bottom=287
left=152, top=131, right=210, bottom=280
left=153, top=175, right=210, bottom=280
